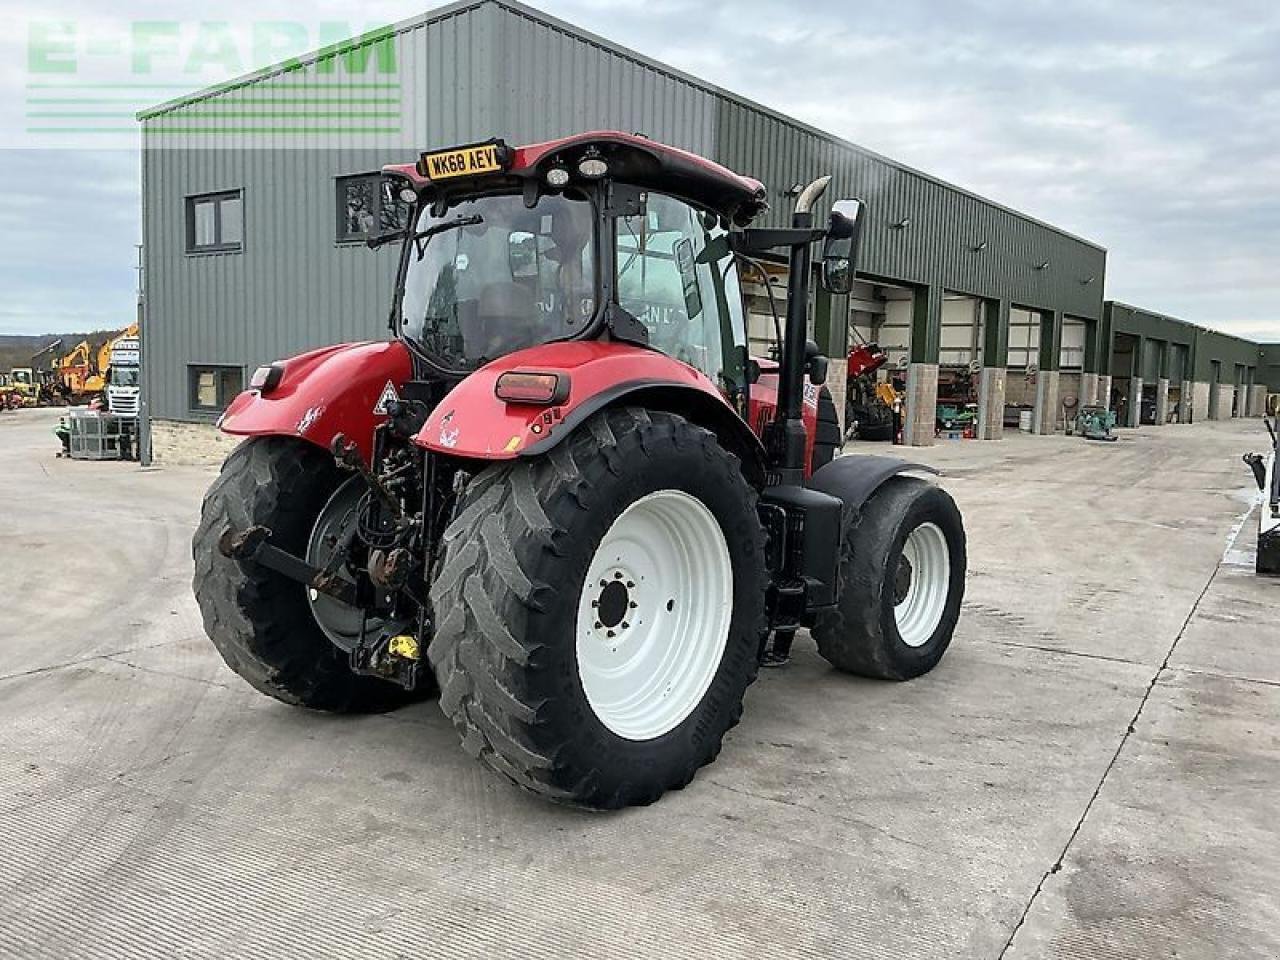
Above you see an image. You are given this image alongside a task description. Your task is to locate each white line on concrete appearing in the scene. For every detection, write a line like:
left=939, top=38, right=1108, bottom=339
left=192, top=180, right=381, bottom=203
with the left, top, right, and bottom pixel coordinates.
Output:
left=1222, top=490, right=1260, bottom=568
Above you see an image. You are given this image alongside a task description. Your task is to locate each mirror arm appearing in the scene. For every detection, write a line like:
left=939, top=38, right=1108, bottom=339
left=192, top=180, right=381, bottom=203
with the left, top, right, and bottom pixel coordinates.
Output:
left=729, top=227, right=826, bottom=256
left=365, top=229, right=407, bottom=249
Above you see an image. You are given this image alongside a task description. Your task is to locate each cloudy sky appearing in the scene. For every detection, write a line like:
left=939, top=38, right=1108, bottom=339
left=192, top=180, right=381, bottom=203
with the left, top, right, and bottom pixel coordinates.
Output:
left=1, top=0, right=1277, bottom=340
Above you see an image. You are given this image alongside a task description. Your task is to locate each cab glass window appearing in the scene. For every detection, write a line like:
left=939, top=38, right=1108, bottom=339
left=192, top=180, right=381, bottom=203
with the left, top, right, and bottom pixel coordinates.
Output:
left=615, top=194, right=746, bottom=398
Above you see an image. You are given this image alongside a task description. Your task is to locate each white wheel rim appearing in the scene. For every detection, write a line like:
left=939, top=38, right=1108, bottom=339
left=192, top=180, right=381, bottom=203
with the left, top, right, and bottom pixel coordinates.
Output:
left=575, top=489, right=733, bottom=741
left=893, top=522, right=950, bottom=648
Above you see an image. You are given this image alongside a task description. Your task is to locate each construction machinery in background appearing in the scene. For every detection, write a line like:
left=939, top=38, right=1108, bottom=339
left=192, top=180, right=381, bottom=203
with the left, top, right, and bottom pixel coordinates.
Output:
left=1243, top=416, right=1279, bottom=575
left=0, top=372, right=20, bottom=410
left=4, top=367, right=39, bottom=407
left=192, top=131, right=968, bottom=809
left=843, top=340, right=898, bottom=442
left=54, top=340, right=96, bottom=401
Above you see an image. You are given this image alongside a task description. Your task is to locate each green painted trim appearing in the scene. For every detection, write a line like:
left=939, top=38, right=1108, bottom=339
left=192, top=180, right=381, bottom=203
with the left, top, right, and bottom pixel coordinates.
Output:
left=982, top=298, right=1008, bottom=367
left=910, top=284, right=941, bottom=364
left=1083, top=316, right=1099, bottom=373
left=1037, top=310, right=1062, bottom=372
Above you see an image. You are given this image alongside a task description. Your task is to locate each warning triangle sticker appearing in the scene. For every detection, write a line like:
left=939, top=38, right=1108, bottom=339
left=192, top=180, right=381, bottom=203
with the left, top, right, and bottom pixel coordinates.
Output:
left=373, top=380, right=399, bottom=415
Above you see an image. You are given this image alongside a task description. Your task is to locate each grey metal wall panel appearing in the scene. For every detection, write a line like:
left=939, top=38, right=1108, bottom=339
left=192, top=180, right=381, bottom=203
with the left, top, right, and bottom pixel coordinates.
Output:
left=487, top=3, right=717, bottom=154
left=142, top=0, right=1110, bottom=423
left=141, top=3, right=498, bottom=421
left=712, top=96, right=1105, bottom=319
left=1106, top=300, right=1261, bottom=383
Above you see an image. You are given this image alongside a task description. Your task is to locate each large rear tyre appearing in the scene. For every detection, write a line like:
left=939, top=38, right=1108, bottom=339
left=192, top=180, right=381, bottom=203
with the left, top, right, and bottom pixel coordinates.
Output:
left=192, top=437, right=421, bottom=712
left=812, top=476, right=965, bottom=680
left=428, top=408, right=768, bottom=809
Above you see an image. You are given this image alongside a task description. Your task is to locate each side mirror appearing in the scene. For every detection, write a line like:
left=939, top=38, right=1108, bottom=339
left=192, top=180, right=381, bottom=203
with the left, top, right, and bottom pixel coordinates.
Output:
left=508, top=230, right=539, bottom=278
left=820, top=198, right=866, bottom=295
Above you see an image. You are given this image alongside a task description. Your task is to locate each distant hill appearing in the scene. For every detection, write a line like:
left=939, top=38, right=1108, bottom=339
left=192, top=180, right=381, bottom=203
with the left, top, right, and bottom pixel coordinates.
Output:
left=0, top=331, right=121, bottom=372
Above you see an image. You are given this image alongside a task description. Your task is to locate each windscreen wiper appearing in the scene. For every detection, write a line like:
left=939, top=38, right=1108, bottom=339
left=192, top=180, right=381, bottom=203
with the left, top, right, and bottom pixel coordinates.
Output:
left=413, top=214, right=484, bottom=259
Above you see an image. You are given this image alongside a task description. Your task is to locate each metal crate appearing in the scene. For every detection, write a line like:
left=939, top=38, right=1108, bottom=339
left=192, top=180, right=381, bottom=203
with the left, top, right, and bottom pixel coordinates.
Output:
left=68, top=410, right=136, bottom=461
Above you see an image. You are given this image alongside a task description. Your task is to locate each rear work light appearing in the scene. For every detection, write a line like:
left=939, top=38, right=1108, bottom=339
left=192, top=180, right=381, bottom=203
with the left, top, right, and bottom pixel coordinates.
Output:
left=250, top=363, right=284, bottom=393
left=495, top=371, right=570, bottom=405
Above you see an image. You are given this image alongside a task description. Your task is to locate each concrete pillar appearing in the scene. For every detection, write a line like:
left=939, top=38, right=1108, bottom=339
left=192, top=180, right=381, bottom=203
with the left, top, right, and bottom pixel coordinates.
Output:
left=904, top=363, right=939, bottom=446
left=977, top=367, right=1006, bottom=440
left=1213, top=384, right=1234, bottom=420
left=1079, top=372, right=1099, bottom=407
left=1179, top=379, right=1194, bottom=423
left=1249, top=384, right=1268, bottom=417
left=1127, top=377, right=1143, bottom=428
left=1097, top=374, right=1113, bottom=413
left=902, top=284, right=942, bottom=447
left=1154, top=377, right=1170, bottom=425
left=1034, top=370, right=1061, bottom=434
left=1032, top=310, right=1062, bottom=435
left=1190, top=381, right=1211, bottom=422
left=977, top=298, right=1008, bottom=441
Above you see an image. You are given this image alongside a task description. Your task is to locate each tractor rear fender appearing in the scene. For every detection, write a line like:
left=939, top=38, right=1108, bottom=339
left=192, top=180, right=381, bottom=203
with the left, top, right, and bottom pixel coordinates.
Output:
left=807, top=454, right=940, bottom=512
left=217, top=340, right=413, bottom=465
left=414, top=340, right=766, bottom=484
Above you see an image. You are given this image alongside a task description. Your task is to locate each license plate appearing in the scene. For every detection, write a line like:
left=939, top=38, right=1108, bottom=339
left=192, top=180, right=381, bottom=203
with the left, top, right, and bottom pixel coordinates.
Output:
left=420, top=144, right=503, bottom=181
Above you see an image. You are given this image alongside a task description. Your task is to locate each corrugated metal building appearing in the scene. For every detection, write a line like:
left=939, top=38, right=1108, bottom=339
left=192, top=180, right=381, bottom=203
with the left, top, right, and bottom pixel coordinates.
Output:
left=1261, top=345, right=1280, bottom=397
left=139, top=0, right=1109, bottom=455
left=1101, top=301, right=1268, bottom=426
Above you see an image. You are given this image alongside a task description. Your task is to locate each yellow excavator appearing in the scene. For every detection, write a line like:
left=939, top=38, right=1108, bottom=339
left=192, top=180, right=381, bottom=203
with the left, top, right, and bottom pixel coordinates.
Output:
left=55, top=340, right=97, bottom=400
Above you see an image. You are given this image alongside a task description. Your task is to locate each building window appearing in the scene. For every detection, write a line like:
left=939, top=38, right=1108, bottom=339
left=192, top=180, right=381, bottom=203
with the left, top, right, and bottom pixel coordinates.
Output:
left=186, top=191, right=243, bottom=253
left=336, top=173, right=411, bottom=243
left=188, top=365, right=243, bottom=412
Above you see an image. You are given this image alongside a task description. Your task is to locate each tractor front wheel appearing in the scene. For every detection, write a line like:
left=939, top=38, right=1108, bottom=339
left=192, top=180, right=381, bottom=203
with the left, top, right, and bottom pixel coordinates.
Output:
left=812, top=476, right=965, bottom=679
left=428, top=408, right=767, bottom=809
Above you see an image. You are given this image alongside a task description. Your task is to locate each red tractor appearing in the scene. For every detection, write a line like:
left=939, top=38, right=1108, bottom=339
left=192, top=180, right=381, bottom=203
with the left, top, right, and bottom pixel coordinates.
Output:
left=193, top=132, right=966, bottom=809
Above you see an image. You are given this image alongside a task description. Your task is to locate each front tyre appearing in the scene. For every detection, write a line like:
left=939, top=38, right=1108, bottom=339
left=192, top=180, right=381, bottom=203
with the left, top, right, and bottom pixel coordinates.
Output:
left=428, top=408, right=767, bottom=809
left=812, top=476, right=966, bottom=680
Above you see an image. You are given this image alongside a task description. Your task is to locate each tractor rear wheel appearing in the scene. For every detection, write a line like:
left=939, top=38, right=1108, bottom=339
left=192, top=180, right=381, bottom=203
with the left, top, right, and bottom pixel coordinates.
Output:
left=812, top=476, right=965, bottom=680
left=192, top=436, right=421, bottom=712
left=428, top=408, right=768, bottom=809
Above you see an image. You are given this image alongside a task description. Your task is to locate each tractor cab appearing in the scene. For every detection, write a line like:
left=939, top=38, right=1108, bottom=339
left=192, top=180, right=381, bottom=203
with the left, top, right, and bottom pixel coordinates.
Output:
left=380, top=133, right=769, bottom=409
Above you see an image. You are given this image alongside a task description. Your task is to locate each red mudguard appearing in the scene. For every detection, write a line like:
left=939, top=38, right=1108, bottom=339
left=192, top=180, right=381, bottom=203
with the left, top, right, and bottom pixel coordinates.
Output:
left=414, top=340, right=739, bottom=459
left=218, top=341, right=413, bottom=464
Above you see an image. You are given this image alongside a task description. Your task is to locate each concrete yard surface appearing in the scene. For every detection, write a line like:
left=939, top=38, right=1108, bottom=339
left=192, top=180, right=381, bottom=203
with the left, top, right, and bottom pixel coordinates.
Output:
left=1, top=406, right=1277, bottom=959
